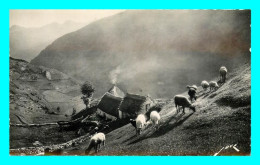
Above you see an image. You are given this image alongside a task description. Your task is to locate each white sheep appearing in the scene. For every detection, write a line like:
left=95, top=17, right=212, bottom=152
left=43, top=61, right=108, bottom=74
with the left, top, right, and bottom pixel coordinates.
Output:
left=209, top=81, right=219, bottom=91
left=135, top=114, right=146, bottom=135
left=85, top=132, right=105, bottom=154
left=219, top=66, right=228, bottom=83
left=201, top=80, right=209, bottom=91
left=149, top=111, right=161, bottom=129
left=174, top=95, right=196, bottom=114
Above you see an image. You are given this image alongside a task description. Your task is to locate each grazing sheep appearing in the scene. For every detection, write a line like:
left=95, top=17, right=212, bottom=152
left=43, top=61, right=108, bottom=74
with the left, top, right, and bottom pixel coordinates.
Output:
left=135, top=114, right=146, bottom=135
left=188, top=88, right=197, bottom=102
left=209, top=81, right=219, bottom=91
left=219, top=66, right=228, bottom=83
left=186, top=85, right=197, bottom=101
left=201, top=80, right=209, bottom=91
left=150, top=111, right=161, bottom=129
left=85, top=132, right=106, bottom=154
left=174, top=95, right=196, bottom=114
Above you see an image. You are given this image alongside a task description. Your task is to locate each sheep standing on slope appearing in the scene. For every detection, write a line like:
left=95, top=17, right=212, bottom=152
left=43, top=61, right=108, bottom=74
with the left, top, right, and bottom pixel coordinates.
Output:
left=174, top=95, right=196, bottom=114
left=201, top=80, right=209, bottom=91
left=209, top=81, right=219, bottom=91
left=219, top=66, right=228, bottom=83
left=85, top=132, right=105, bottom=154
left=135, top=114, right=146, bottom=135
left=186, top=85, right=197, bottom=102
left=149, top=111, right=161, bottom=129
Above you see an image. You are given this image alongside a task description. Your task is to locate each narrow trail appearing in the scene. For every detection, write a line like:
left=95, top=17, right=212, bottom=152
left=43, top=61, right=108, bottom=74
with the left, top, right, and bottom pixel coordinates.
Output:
left=14, top=114, right=28, bottom=124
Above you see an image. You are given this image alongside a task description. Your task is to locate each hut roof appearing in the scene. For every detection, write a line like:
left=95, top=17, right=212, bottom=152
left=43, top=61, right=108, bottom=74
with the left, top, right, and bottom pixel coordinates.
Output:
left=118, top=93, right=149, bottom=114
left=97, top=92, right=123, bottom=117
left=108, top=85, right=125, bottom=98
left=125, top=93, right=147, bottom=101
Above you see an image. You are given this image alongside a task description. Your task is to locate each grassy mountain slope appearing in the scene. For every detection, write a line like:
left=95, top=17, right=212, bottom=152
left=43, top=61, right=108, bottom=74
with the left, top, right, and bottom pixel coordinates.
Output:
left=31, top=10, right=250, bottom=98
left=64, top=62, right=250, bottom=156
left=10, top=57, right=85, bottom=149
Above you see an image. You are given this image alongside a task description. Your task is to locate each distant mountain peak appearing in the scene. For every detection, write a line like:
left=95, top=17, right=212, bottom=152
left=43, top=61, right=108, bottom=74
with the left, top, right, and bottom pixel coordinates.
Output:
left=10, top=20, right=86, bottom=61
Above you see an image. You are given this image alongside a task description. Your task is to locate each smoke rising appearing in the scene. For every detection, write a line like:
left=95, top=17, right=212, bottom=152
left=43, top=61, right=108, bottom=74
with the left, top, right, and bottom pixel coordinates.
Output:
left=31, top=10, right=251, bottom=98
left=109, top=56, right=162, bottom=86
left=109, top=65, right=121, bottom=84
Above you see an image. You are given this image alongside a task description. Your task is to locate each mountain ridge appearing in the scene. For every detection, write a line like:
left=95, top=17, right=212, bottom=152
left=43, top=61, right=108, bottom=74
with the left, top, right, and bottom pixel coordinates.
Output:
left=31, top=10, right=251, bottom=98
left=10, top=21, right=86, bottom=61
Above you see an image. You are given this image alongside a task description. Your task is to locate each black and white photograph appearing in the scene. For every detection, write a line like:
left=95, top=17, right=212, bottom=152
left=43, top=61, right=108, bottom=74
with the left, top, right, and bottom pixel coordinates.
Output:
left=9, top=9, right=251, bottom=156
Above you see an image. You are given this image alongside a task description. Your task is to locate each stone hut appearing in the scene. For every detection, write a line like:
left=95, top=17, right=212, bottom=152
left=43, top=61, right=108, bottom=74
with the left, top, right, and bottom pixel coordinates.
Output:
left=97, top=92, right=123, bottom=121
left=118, top=93, right=153, bottom=119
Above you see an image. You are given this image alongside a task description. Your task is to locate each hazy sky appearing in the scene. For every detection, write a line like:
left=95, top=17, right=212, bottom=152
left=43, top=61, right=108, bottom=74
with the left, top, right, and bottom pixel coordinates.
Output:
left=9, top=10, right=125, bottom=28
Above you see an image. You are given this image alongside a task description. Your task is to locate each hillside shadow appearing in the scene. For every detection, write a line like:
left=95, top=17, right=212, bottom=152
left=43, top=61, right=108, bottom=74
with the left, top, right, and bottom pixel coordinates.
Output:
left=217, top=80, right=226, bottom=87
left=201, top=92, right=210, bottom=99
left=128, top=112, right=194, bottom=145
left=197, top=90, right=216, bottom=99
left=122, top=134, right=138, bottom=143
left=200, top=87, right=222, bottom=99
left=197, top=80, right=225, bottom=99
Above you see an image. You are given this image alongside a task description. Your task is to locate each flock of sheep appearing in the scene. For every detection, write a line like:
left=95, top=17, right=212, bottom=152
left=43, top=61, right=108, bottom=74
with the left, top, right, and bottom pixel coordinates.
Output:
left=84, top=66, right=228, bottom=154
